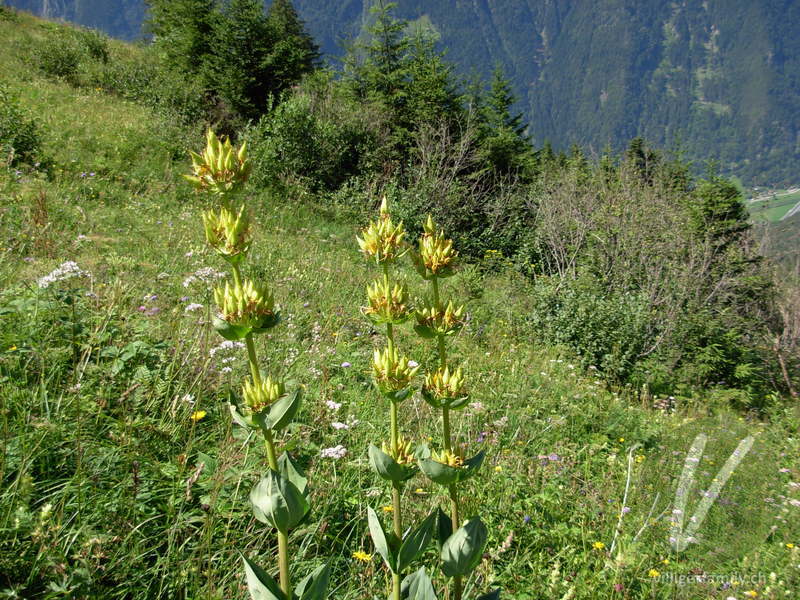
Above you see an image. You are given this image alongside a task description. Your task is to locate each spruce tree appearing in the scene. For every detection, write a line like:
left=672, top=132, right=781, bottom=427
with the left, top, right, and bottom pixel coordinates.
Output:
left=145, top=0, right=216, bottom=76
left=478, top=65, right=533, bottom=175
left=265, top=0, right=320, bottom=95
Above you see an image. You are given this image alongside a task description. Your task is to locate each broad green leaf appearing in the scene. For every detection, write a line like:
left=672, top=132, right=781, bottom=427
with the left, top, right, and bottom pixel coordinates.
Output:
left=397, top=511, right=436, bottom=571
left=379, top=386, right=414, bottom=404
left=368, top=444, right=416, bottom=482
left=241, top=555, right=285, bottom=600
left=367, top=506, right=395, bottom=572
left=418, top=451, right=485, bottom=486
left=440, top=517, right=488, bottom=577
left=434, top=507, right=452, bottom=552
left=401, top=568, right=438, bottom=600
left=250, top=470, right=310, bottom=533
left=294, top=563, right=330, bottom=600
left=251, top=311, right=281, bottom=334
left=213, top=315, right=250, bottom=341
left=229, top=403, right=253, bottom=429
left=278, top=452, right=308, bottom=495
left=252, top=388, right=302, bottom=432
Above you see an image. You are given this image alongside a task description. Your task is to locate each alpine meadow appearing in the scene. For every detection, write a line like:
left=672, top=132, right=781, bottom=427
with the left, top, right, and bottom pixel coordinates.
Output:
left=0, top=3, right=799, bottom=600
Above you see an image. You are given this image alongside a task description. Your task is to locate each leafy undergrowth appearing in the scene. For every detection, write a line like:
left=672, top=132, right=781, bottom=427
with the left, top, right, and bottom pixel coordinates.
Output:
left=1, top=11, right=799, bottom=600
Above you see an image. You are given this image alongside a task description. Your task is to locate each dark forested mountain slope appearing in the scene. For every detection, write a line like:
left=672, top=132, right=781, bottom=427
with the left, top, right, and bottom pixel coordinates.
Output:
left=7, top=0, right=800, bottom=186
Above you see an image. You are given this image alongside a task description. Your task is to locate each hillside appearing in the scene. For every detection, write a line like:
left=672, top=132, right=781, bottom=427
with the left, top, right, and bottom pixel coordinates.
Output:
left=1, top=10, right=799, bottom=599
left=6, top=0, right=800, bottom=187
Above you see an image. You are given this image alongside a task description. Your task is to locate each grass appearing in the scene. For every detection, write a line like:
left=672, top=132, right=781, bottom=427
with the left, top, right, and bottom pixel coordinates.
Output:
left=748, top=189, right=800, bottom=222
left=1, top=10, right=799, bottom=600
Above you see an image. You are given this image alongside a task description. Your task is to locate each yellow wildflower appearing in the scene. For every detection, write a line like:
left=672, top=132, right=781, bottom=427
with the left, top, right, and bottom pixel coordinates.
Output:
left=744, top=591, right=758, bottom=598
left=381, top=505, right=394, bottom=513
left=648, top=569, right=660, bottom=578
left=356, top=197, right=407, bottom=264
left=593, top=541, right=605, bottom=550
left=190, top=410, right=207, bottom=422
left=786, top=543, right=795, bottom=549
left=352, top=550, right=372, bottom=562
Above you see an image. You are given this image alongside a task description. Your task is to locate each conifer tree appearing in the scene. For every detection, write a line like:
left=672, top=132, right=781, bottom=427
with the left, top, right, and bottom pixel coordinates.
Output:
left=265, top=0, right=320, bottom=95
left=145, top=0, right=216, bottom=76
left=205, top=0, right=274, bottom=120
left=478, top=65, right=533, bottom=175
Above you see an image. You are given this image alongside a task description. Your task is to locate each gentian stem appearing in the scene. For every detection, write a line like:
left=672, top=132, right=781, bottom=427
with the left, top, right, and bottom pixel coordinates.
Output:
left=432, top=275, right=462, bottom=600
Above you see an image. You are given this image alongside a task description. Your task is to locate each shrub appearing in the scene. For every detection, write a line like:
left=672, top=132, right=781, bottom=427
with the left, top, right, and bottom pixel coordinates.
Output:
left=0, top=87, right=42, bottom=167
left=84, top=54, right=208, bottom=125
left=244, top=83, right=376, bottom=193
left=72, top=27, right=110, bottom=63
left=31, top=35, right=82, bottom=80
left=527, top=275, right=652, bottom=384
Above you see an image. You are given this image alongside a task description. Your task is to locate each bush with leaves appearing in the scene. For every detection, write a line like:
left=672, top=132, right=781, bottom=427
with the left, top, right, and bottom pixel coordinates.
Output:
left=244, top=77, right=380, bottom=193
left=0, top=87, right=42, bottom=167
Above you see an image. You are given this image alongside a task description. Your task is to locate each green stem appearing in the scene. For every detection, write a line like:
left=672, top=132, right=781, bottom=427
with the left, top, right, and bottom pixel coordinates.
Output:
left=245, top=327, right=290, bottom=597
left=244, top=335, right=261, bottom=386
left=432, top=276, right=463, bottom=600
left=264, top=431, right=291, bottom=596
left=231, top=262, right=242, bottom=288
left=383, top=261, right=402, bottom=600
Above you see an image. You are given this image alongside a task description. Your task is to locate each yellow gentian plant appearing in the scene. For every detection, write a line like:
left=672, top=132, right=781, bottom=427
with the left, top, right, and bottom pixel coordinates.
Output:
left=413, top=216, right=488, bottom=600
left=358, top=198, right=436, bottom=600
left=185, top=130, right=329, bottom=600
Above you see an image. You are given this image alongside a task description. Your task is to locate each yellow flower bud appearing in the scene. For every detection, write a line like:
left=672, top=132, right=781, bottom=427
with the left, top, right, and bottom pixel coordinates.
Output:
left=214, top=279, right=274, bottom=329
left=381, top=437, right=416, bottom=466
left=413, top=215, right=457, bottom=278
left=423, top=365, right=466, bottom=401
left=431, top=448, right=464, bottom=468
left=242, top=376, right=285, bottom=413
left=363, top=278, right=411, bottom=324
left=415, top=299, right=465, bottom=337
left=371, top=345, right=419, bottom=393
left=184, top=129, right=252, bottom=197
left=202, top=204, right=251, bottom=261
left=356, top=197, right=407, bottom=264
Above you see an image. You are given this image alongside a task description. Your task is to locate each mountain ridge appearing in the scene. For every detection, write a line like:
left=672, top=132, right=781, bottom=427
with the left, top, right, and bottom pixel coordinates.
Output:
left=6, top=0, right=800, bottom=186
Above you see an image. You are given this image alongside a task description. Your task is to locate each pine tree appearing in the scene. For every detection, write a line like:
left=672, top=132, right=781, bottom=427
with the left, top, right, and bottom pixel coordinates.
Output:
left=484, top=64, right=525, bottom=136
left=404, top=28, right=462, bottom=131
left=350, top=2, right=410, bottom=114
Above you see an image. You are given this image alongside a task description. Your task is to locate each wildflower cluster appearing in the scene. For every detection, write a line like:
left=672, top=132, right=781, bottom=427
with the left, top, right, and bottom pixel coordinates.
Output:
left=356, top=202, right=492, bottom=599
left=356, top=198, right=407, bottom=264
left=411, top=216, right=489, bottom=600
left=37, top=261, right=91, bottom=289
left=357, top=198, right=435, bottom=600
left=185, top=130, right=328, bottom=599
left=184, top=128, right=252, bottom=197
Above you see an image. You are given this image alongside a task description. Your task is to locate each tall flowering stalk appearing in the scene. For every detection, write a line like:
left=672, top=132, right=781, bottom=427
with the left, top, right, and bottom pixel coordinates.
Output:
left=358, top=199, right=435, bottom=600
left=185, top=130, right=329, bottom=600
left=413, top=216, right=488, bottom=600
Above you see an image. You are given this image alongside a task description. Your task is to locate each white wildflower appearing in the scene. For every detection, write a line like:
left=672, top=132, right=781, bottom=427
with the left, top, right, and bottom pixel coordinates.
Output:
left=38, top=261, right=91, bottom=288
left=321, top=445, right=347, bottom=459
